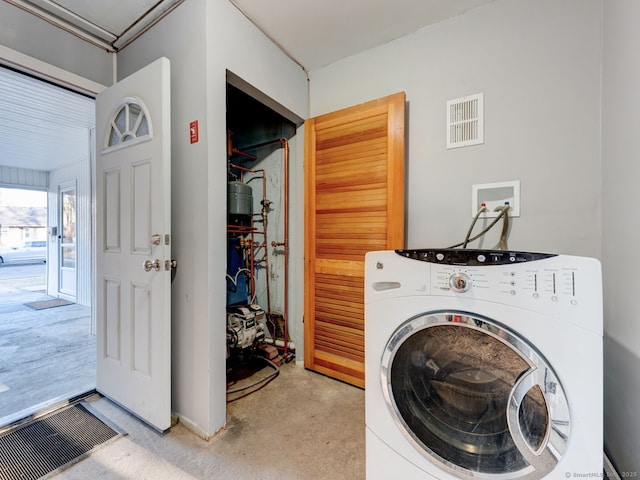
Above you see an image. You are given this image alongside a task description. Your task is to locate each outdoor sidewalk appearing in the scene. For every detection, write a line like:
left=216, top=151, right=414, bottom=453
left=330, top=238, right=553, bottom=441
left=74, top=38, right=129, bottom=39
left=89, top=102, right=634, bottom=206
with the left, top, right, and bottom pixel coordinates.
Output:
left=0, top=284, right=94, bottom=426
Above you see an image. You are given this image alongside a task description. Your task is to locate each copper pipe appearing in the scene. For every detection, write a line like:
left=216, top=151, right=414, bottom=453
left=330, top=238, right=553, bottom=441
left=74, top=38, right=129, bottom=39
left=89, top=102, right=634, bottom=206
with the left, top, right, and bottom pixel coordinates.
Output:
left=226, top=225, right=259, bottom=233
left=231, top=139, right=291, bottom=359
left=232, top=147, right=257, bottom=161
left=227, top=131, right=233, bottom=157
left=281, top=139, right=290, bottom=359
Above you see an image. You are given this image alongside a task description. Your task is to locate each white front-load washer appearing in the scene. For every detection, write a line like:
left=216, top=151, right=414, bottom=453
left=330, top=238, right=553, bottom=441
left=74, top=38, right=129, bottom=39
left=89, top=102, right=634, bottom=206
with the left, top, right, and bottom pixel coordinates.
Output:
left=364, top=249, right=602, bottom=480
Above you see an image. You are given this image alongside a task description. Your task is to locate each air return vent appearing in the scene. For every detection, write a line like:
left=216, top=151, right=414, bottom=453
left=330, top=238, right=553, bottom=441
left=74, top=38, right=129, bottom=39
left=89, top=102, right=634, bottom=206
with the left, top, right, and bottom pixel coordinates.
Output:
left=447, top=93, right=484, bottom=149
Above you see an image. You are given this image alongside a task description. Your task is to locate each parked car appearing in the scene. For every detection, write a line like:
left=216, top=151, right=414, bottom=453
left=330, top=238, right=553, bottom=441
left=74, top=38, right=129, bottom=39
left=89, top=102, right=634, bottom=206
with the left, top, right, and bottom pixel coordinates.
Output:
left=0, top=241, right=47, bottom=265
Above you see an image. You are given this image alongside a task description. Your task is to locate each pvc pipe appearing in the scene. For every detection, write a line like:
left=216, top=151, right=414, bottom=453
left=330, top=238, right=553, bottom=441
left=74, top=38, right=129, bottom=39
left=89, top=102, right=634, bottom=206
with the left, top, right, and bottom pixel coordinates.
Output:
left=262, top=337, right=295, bottom=352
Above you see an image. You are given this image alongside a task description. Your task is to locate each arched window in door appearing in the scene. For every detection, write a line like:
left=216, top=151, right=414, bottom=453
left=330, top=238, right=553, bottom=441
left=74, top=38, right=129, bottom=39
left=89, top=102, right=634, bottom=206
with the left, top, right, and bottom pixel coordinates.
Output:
left=104, top=98, right=152, bottom=151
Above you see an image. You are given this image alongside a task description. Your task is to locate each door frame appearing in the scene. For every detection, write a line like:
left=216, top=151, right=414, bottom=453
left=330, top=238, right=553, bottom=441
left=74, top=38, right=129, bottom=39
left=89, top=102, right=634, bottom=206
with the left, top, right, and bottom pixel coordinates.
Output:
left=2, top=46, right=105, bottom=310
left=57, top=180, right=77, bottom=301
left=0, top=47, right=104, bottom=422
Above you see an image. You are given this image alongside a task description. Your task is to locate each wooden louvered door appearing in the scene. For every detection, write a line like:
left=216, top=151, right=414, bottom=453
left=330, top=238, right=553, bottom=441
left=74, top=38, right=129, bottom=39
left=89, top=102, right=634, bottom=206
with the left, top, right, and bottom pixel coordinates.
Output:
left=304, top=92, right=406, bottom=388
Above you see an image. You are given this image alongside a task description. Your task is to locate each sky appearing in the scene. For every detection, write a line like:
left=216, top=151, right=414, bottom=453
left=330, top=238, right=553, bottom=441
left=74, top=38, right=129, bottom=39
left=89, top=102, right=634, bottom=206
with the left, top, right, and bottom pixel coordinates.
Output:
left=0, top=187, right=47, bottom=208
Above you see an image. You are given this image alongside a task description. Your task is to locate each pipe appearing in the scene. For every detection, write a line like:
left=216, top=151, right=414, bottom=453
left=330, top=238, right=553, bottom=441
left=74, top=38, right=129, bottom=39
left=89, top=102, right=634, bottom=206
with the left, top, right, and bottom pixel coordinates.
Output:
left=232, top=147, right=257, bottom=161
left=281, top=139, right=290, bottom=359
left=232, top=138, right=292, bottom=360
left=262, top=337, right=295, bottom=352
left=228, top=162, right=272, bottom=315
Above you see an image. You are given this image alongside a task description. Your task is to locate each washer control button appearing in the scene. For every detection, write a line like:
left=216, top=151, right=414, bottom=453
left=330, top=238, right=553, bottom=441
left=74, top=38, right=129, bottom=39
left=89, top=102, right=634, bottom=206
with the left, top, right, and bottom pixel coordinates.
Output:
left=436, top=253, right=445, bottom=261
left=477, top=254, right=486, bottom=263
left=449, top=272, right=472, bottom=293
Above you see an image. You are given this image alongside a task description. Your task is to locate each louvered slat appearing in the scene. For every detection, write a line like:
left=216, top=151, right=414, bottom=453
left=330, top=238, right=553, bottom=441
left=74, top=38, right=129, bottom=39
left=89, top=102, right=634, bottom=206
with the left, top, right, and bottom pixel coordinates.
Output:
left=304, top=92, right=406, bottom=388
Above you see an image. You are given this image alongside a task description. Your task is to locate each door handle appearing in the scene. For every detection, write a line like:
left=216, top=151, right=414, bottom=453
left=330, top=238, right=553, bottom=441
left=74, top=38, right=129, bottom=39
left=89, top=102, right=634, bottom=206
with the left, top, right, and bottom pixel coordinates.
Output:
left=165, top=259, right=177, bottom=271
left=143, top=259, right=161, bottom=272
left=506, top=367, right=566, bottom=475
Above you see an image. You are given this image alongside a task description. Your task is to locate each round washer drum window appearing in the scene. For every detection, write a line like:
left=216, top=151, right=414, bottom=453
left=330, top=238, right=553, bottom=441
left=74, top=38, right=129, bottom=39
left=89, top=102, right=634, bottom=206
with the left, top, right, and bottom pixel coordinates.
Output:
left=381, top=312, right=570, bottom=479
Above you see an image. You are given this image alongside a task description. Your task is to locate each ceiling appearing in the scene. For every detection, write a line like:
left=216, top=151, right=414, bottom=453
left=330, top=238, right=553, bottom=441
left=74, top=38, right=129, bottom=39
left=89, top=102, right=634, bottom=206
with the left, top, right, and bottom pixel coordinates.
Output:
left=0, top=0, right=494, bottom=175
left=0, top=66, right=95, bottom=172
left=229, top=0, right=496, bottom=70
left=6, top=0, right=496, bottom=68
left=4, top=0, right=184, bottom=51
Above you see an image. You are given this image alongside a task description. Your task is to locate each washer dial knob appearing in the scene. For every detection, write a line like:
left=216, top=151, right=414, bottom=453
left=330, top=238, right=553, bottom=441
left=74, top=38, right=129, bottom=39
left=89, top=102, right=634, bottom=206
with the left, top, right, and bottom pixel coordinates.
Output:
left=449, top=272, right=472, bottom=293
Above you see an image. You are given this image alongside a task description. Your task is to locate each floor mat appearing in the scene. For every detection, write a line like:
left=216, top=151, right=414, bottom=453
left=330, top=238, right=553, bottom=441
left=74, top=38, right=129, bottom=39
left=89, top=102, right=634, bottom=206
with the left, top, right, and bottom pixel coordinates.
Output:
left=0, top=403, right=121, bottom=480
left=24, top=299, right=74, bottom=310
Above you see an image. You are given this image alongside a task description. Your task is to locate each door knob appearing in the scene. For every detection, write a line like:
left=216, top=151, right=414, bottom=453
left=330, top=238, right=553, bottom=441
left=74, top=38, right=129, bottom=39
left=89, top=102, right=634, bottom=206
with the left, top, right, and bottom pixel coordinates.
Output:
left=144, top=259, right=161, bottom=272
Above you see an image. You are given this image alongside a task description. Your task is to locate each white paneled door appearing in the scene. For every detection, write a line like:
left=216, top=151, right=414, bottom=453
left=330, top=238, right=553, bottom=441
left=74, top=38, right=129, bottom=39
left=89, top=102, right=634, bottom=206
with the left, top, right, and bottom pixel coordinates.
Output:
left=95, top=57, right=172, bottom=431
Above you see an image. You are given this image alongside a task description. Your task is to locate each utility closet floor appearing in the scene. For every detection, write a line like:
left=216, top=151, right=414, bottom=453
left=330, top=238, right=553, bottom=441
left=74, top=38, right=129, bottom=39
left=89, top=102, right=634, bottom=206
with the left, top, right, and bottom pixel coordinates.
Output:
left=51, top=362, right=366, bottom=480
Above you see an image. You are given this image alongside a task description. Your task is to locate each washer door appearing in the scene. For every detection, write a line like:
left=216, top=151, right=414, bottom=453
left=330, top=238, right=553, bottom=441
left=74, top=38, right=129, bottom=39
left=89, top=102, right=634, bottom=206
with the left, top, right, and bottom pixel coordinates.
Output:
left=381, top=312, right=569, bottom=479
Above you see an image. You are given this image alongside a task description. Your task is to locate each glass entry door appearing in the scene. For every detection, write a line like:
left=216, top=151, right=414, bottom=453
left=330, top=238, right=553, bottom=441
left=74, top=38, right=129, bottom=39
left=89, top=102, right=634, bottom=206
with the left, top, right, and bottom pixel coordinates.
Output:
left=59, top=184, right=76, bottom=299
left=381, top=312, right=569, bottom=479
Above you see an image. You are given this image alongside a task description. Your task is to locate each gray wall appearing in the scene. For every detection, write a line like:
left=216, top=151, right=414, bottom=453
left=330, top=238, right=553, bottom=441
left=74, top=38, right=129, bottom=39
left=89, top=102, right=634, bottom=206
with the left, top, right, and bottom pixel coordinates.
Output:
left=116, top=0, right=307, bottom=437
left=309, top=0, right=622, bottom=468
left=602, top=0, right=640, bottom=472
left=309, top=0, right=602, bottom=258
left=0, top=2, right=112, bottom=87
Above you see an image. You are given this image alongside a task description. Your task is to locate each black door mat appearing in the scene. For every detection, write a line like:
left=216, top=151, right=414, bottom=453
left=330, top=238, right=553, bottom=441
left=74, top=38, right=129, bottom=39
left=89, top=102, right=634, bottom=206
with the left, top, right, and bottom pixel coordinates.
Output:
left=24, top=299, right=74, bottom=310
left=0, top=403, right=121, bottom=480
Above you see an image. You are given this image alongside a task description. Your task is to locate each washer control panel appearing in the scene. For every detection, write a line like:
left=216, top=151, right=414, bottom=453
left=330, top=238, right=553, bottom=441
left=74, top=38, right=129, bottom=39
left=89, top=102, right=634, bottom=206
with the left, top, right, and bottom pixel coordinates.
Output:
left=393, top=248, right=601, bottom=319
left=396, top=248, right=557, bottom=266
left=431, top=263, right=578, bottom=300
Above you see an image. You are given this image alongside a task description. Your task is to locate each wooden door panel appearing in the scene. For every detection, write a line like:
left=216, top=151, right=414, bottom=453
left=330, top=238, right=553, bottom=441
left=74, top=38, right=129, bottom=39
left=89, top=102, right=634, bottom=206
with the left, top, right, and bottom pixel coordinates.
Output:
left=304, top=92, right=405, bottom=387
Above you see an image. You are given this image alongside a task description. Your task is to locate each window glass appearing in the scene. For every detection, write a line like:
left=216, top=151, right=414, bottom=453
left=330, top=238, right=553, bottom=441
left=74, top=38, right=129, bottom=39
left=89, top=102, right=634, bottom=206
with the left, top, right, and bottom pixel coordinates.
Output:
left=106, top=101, right=150, bottom=148
left=389, top=320, right=549, bottom=474
left=61, top=190, right=76, bottom=244
left=62, top=246, right=76, bottom=268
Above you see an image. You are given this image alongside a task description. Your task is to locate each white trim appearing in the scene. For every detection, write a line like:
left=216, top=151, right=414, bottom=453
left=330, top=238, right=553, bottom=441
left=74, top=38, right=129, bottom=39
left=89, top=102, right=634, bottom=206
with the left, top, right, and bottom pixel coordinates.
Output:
left=3, top=0, right=114, bottom=52
left=0, top=44, right=107, bottom=95
left=16, top=0, right=117, bottom=42
left=113, top=0, right=185, bottom=50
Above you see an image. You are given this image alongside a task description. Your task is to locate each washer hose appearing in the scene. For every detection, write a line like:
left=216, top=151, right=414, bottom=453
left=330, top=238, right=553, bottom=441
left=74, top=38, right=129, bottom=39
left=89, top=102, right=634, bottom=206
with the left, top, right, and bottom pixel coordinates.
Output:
left=448, top=206, right=509, bottom=249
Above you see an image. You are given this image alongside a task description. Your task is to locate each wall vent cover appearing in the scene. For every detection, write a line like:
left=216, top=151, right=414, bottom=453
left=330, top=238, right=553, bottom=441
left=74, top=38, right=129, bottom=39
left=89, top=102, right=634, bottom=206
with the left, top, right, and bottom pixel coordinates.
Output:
left=447, top=93, right=484, bottom=149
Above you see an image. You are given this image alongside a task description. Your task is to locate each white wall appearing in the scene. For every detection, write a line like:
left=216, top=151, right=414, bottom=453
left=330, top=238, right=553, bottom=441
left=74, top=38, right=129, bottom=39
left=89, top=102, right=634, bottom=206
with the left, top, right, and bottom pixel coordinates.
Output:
left=0, top=167, right=48, bottom=189
left=309, top=0, right=602, bottom=258
left=602, top=0, right=640, bottom=472
left=0, top=2, right=112, bottom=87
left=117, top=0, right=307, bottom=437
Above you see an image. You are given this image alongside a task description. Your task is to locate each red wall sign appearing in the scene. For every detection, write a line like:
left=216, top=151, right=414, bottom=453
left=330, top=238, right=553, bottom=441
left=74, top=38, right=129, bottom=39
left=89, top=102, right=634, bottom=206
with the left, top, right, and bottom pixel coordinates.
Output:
left=190, top=120, right=199, bottom=144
